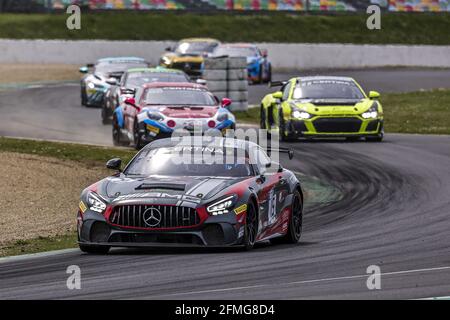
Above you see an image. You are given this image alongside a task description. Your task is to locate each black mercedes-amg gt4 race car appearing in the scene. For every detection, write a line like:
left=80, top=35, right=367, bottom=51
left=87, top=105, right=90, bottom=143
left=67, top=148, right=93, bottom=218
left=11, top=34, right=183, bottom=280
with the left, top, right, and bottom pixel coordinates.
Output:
left=77, top=137, right=303, bottom=254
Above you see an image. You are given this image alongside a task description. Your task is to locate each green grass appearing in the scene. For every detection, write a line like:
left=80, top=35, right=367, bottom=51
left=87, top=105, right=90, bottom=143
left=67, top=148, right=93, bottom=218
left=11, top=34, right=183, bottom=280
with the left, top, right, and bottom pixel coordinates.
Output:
left=234, top=89, right=450, bottom=135
left=0, top=137, right=136, bottom=166
left=1, top=12, right=450, bottom=44
left=1, top=234, right=78, bottom=257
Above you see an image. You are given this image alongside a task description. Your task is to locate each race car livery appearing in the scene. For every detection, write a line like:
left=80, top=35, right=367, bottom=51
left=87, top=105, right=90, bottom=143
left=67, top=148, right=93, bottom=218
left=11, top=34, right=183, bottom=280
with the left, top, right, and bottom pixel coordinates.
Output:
left=102, top=67, right=190, bottom=124
left=213, top=43, right=272, bottom=84
left=112, top=82, right=236, bottom=149
left=261, top=76, right=384, bottom=141
left=77, top=137, right=303, bottom=253
left=79, top=57, right=149, bottom=107
left=159, top=38, right=220, bottom=78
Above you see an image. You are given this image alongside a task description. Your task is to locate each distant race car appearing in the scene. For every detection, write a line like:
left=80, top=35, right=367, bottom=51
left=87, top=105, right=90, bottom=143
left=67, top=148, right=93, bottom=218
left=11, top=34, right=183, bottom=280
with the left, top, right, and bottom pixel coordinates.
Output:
left=76, top=137, right=303, bottom=253
left=79, top=57, right=149, bottom=107
left=261, top=76, right=384, bottom=142
left=112, top=82, right=236, bottom=149
left=102, top=67, right=190, bottom=124
left=213, top=43, right=272, bottom=84
left=159, top=38, right=221, bottom=78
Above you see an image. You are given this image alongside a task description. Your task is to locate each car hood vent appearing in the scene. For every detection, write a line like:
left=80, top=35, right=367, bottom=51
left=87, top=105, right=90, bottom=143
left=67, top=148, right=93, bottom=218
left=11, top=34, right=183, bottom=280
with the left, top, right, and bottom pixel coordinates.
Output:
left=135, top=183, right=186, bottom=191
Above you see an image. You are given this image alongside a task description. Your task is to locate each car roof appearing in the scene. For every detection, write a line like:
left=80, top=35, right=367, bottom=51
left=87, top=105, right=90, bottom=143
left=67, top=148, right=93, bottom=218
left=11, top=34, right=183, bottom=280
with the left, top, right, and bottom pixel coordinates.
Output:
left=97, top=57, right=146, bottom=63
left=144, top=137, right=259, bottom=151
left=180, top=38, right=220, bottom=43
left=297, top=76, right=355, bottom=82
left=219, top=43, right=256, bottom=48
left=141, top=82, right=206, bottom=90
left=126, top=67, right=185, bottom=74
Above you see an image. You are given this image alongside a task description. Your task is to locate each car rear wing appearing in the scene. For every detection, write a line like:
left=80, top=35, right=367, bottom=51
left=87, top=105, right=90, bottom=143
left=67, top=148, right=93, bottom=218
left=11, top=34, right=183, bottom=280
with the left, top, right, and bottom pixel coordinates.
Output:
left=268, top=80, right=288, bottom=88
left=267, top=147, right=294, bottom=160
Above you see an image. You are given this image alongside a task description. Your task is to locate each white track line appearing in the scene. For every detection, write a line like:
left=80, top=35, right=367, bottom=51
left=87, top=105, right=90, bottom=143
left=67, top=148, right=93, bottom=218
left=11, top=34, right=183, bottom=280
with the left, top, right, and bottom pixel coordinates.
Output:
left=163, top=265, right=450, bottom=297
left=0, top=248, right=79, bottom=264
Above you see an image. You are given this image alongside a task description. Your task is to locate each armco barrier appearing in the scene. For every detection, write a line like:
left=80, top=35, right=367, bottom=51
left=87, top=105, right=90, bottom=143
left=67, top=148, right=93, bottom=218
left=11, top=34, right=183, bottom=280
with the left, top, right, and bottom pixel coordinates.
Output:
left=1, top=40, right=450, bottom=69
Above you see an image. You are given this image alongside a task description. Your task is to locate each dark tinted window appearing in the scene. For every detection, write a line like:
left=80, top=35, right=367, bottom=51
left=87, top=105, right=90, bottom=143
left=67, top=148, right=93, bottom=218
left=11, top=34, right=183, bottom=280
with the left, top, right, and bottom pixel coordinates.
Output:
left=144, top=87, right=216, bottom=106
left=125, top=147, right=252, bottom=177
left=126, top=72, right=189, bottom=87
left=95, top=62, right=148, bottom=74
left=293, top=79, right=365, bottom=100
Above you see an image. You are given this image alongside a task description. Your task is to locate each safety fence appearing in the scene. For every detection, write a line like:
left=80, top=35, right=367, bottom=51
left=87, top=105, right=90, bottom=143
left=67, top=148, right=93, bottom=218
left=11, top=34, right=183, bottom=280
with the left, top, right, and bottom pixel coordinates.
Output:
left=0, top=0, right=448, bottom=12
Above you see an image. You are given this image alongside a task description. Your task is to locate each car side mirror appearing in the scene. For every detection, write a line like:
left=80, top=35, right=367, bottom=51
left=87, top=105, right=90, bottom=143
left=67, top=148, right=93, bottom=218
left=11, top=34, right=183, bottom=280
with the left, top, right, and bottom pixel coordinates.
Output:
left=265, top=162, right=283, bottom=173
left=369, top=91, right=380, bottom=99
left=221, top=98, right=232, bottom=108
left=124, top=97, right=136, bottom=106
left=196, top=79, right=207, bottom=85
left=120, top=87, right=136, bottom=96
left=272, top=91, right=283, bottom=99
left=261, top=49, right=268, bottom=57
left=79, top=66, right=88, bottom=74
left=165, top=46, right=172, bottom=52
left=106, top=78, right=118, bottom=85
left=106, top=158, right=122, bottom=171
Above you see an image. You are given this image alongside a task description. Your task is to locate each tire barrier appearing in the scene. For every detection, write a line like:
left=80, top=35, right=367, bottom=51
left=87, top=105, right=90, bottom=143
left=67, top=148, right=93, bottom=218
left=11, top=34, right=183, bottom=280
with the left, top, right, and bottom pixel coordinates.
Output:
left=204, top=57, right=248, bottom=111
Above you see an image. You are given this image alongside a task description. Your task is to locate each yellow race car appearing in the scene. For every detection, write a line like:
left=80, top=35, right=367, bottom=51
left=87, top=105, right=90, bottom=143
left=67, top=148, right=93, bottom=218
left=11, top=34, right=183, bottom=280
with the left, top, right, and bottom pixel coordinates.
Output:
left=261, top=76, right=384, bottom=142
left=159, top=38, right=220, bottom=79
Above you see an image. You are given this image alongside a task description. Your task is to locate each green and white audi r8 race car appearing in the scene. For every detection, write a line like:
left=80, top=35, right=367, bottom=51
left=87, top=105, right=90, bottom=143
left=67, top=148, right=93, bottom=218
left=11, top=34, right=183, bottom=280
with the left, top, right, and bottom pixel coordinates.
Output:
left=260, top=76, right=384, bottom=142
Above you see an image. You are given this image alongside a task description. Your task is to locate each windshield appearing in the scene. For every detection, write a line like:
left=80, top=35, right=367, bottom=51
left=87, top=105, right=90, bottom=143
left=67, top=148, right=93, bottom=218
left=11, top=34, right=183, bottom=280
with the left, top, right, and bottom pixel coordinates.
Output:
left=293, top=79, right=365, bottom=100
left=214, top=46, right=257, bottom=57
left=95, top=62, right=148, bottom=74
left=176, top=41, right=218, bottom=55
left=126, top=72, right=189, bottom=87
left=143, top=87, right=216, bottom=106
left=125, top=147, right=252, bottom=177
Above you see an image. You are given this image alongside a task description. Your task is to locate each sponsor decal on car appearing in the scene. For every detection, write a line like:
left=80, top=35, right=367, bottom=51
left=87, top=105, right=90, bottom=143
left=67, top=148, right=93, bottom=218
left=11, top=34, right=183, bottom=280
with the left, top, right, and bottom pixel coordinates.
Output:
left=79, top=201, right=87, bottom=213
left=234, top=204, right=247, bottom=215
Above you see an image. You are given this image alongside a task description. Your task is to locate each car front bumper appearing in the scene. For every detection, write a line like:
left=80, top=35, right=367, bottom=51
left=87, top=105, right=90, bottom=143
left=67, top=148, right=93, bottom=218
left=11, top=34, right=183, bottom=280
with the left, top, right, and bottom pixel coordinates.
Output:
left=286, top=117, right=384, bottom=138
left=77, top=208, right=245, bottom=248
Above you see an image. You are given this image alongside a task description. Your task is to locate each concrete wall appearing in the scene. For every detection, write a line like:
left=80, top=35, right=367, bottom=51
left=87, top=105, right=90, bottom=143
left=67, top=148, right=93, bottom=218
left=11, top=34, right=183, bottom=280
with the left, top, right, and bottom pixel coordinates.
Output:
left=1, top=39, right=450, bottom=69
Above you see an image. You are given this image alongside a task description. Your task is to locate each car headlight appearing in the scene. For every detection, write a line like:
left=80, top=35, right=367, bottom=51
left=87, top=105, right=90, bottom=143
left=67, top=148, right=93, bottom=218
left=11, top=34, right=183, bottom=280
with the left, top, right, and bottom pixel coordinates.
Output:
left=206, top=195, right=236, bottom=215
left=292, top=110, right=311, bottom=119
left=87, top=192, right=107, bottom=213
left=362, top=102, right=379, bottom=119
left=147, top=111, right=164, bottom=121
left=217, top=112, right=229, bottom=122
left=162, top=56, right=172, bottom=66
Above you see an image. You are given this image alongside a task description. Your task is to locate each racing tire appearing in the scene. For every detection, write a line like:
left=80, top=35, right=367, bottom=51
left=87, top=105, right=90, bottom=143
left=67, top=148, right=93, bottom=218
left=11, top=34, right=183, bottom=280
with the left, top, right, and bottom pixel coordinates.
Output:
left=366, top=125, right=384, bottom=142
left=133, top=119, right=145, bottom=150
left=260, top=104, right=266, bottom=130
left=278, top=109, right=295, bottom=142
left=112, top=115, right=125, bottom=147
left=79, top=244, right=110, bottom=254
left=265, top=64, right=272, bottom=83
left=270, top=190, right=303, bottom=245
left=81, top=87, right=87, bottom=106
left=101, top=103, right=112, bottom=125
left=242, top=201, right=258, bottom=251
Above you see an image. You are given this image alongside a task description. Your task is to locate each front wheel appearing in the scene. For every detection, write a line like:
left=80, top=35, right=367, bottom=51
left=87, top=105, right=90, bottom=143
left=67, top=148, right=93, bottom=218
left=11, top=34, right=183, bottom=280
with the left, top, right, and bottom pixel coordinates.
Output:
left=101, top=102, right=112, bottom=125
left=260, top=104, right=266, bottom=129
left=133, top=119, right=145, bottom=150
left=271, top=190, right=303, bottom=245
left=112, top=116, right=124, bottom=146
left=81, top=86, right=87, bottom=106
left=243, top=202, right=258, bottom=250
left=79, top=244, right=110, bottom=254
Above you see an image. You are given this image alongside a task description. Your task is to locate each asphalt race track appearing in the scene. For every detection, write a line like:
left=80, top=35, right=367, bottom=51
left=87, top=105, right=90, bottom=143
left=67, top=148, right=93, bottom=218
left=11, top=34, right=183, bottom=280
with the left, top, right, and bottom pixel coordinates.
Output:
left=1, top=68, right=450, bottom=145
left=0, top=69, right=450, bottom=299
